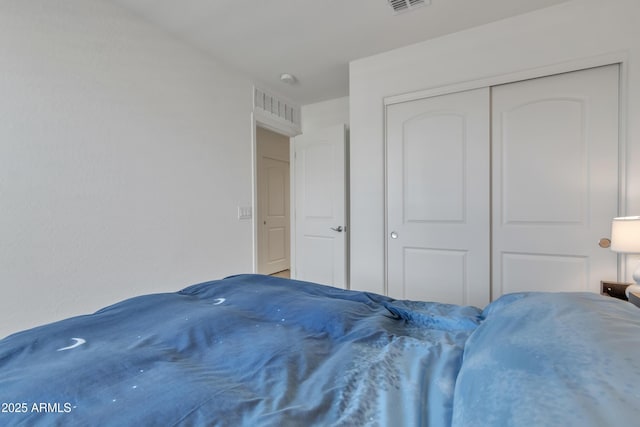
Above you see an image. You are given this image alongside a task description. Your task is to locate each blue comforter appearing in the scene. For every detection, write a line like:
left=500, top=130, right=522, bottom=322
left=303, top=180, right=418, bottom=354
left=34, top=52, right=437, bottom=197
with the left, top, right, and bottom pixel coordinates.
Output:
left=452, top=292, right=640, bottom=427
left=0, top=274, right=481, bottom=426
left=2, top=275, right=640, bottom=426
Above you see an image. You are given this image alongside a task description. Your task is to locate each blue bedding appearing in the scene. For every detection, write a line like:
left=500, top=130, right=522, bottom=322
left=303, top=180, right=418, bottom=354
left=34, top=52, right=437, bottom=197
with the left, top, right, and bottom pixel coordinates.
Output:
left=2, top=275, right=639, bottom=426
left=0, top=274, right=481, bottom=426
left=452, top=292, right=640, bottom=427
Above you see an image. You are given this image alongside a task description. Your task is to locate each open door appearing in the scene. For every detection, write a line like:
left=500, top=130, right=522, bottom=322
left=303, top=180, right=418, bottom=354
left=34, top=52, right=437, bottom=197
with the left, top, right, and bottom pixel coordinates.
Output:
left=293, top=124, right=347, bottom=288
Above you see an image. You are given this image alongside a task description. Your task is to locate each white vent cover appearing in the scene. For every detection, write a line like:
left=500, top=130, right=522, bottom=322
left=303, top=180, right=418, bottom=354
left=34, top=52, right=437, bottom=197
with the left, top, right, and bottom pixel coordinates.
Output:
left=388, top=0, right=428, bottom=14
left=253, top=87, right=301, bottom=131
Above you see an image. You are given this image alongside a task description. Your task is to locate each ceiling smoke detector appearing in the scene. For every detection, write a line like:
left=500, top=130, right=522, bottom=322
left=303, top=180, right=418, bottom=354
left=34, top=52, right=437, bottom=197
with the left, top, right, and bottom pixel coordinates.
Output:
left=387, top=0, right=428, bottom=15
left=280, top=73, right=297, bottom=85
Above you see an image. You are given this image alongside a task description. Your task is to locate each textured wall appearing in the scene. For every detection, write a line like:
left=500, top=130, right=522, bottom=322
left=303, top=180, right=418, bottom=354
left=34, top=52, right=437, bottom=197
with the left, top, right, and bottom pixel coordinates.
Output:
left=0, top=0, right=255, bottom=337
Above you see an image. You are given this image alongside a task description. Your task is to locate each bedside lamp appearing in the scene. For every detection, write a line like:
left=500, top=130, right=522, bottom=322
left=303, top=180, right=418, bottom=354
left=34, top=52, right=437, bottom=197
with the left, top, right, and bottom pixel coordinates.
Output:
left=610, top=216, right=640, bottom=298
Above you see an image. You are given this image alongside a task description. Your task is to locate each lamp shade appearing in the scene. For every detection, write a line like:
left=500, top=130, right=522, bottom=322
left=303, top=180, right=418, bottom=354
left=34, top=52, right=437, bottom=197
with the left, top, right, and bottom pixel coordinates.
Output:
left=610, top=216, right=640, bottom=253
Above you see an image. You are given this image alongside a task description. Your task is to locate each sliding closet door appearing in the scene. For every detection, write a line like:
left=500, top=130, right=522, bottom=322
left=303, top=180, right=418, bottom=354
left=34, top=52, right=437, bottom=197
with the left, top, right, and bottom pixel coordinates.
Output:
left=386, top=88, right=490, bottom=307
left=492, top=65, right=619, bottom=297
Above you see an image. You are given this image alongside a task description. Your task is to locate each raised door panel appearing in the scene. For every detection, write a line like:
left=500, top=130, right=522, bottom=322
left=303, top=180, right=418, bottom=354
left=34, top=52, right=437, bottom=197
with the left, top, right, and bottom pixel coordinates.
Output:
left=403, top=248, right=467, bottom=303
left=265, top=162, right=288, bottom=265
left=501, top=253, right=588, bottom=294
left=302, top=143, right=334, bottom=220
left=501, top=99, right=586, bottom=224
left=404, top=113, right=465, bottom=222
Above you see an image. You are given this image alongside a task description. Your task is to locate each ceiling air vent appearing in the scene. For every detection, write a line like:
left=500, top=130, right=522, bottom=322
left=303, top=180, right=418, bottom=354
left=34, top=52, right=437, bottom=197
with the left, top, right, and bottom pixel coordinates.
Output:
left=387, top=0, right=428, bottom=14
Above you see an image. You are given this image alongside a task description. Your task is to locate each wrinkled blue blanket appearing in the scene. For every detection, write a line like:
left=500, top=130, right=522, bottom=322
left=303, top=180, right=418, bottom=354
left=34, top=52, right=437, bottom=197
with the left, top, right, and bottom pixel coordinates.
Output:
left=0, top=274, right=482, bottom=426
left=452, top=292, right=640, bottom=427
left=2, top=275, right=640, bottom=426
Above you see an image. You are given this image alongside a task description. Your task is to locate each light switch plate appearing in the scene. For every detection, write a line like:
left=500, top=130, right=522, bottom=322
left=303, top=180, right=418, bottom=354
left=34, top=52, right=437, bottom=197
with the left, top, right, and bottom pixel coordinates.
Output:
left=238, top=206, right=252, bottom=220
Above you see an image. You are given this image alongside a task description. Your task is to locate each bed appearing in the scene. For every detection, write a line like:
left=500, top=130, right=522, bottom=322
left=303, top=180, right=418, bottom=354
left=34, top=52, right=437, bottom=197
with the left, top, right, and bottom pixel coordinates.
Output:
left=1, top=274, right=639, bottom=426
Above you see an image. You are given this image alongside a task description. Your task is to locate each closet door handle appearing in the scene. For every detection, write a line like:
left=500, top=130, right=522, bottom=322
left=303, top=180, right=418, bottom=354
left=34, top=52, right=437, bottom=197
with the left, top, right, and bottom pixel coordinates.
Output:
left=598, top=238, right=611, bottom=248
left=330, top=226, right=344, bottom=232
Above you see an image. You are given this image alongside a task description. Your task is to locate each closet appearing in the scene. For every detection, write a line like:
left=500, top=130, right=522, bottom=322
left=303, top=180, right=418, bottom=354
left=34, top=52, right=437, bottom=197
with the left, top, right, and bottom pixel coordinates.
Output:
left=385, top=64, right=620, bottom=307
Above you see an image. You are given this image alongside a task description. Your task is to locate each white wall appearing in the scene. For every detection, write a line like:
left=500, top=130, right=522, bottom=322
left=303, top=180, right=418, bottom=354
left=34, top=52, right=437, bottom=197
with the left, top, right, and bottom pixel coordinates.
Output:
left=0, top=0, right=255, bottom=338
left=349, top=0, right=640, bottom=295
left=301, top=96, right=350, bottom=133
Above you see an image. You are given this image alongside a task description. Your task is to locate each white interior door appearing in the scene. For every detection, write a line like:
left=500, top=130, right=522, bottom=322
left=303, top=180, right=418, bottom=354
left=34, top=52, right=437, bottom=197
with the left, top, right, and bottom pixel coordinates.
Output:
left=386, top=88, right=490, bottom=307
left=293, top=124, right=347, bottom=288
left=256, top=127, right=290, bottom=275
left=492, top=65, right=619, bottom=297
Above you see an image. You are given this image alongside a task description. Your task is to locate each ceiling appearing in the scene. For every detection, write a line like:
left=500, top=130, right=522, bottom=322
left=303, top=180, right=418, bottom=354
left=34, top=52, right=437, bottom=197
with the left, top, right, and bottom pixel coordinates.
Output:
left=109, top=0, right=570, bottom=106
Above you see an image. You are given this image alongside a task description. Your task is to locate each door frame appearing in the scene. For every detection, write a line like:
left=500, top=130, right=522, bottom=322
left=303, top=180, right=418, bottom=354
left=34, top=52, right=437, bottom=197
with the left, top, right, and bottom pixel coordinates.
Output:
left=251, top=112, right=300, bottom=276
left=383, top=51, right=630, bottom=295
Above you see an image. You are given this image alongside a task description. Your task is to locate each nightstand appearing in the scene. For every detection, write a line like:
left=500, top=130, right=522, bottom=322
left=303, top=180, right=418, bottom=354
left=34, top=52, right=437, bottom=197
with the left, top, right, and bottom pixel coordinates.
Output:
left=628, top=292, right=640, bottom=309
left=601, top=281, right=630, bottom=301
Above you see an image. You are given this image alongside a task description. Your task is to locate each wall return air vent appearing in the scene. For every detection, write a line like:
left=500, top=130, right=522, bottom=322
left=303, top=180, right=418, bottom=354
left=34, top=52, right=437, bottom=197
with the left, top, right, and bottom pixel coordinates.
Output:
left=253, top=87, right=301, bottom=134
left=387, top=0, right=429, bottom=14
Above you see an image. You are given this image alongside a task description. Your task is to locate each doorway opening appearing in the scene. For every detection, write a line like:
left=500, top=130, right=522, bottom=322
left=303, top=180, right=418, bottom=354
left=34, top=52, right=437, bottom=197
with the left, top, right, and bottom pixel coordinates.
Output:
left=251, top=111, right=348, bottom=288
left=255, top=126, right=291, bottom=276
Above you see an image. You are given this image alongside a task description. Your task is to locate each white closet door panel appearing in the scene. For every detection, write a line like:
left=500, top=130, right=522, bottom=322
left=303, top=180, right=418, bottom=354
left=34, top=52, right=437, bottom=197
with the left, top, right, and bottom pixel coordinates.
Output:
left=501, top=99, right=585, bottom=224
left=403, top=248, right=467, bottom=303
left=387, top=88, right=490, bottom=307
left=501, top=252, right=588, bottom=294
left=404, top=114, right=465, bottom=222
left=492, top=65, right=619, bottom=297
